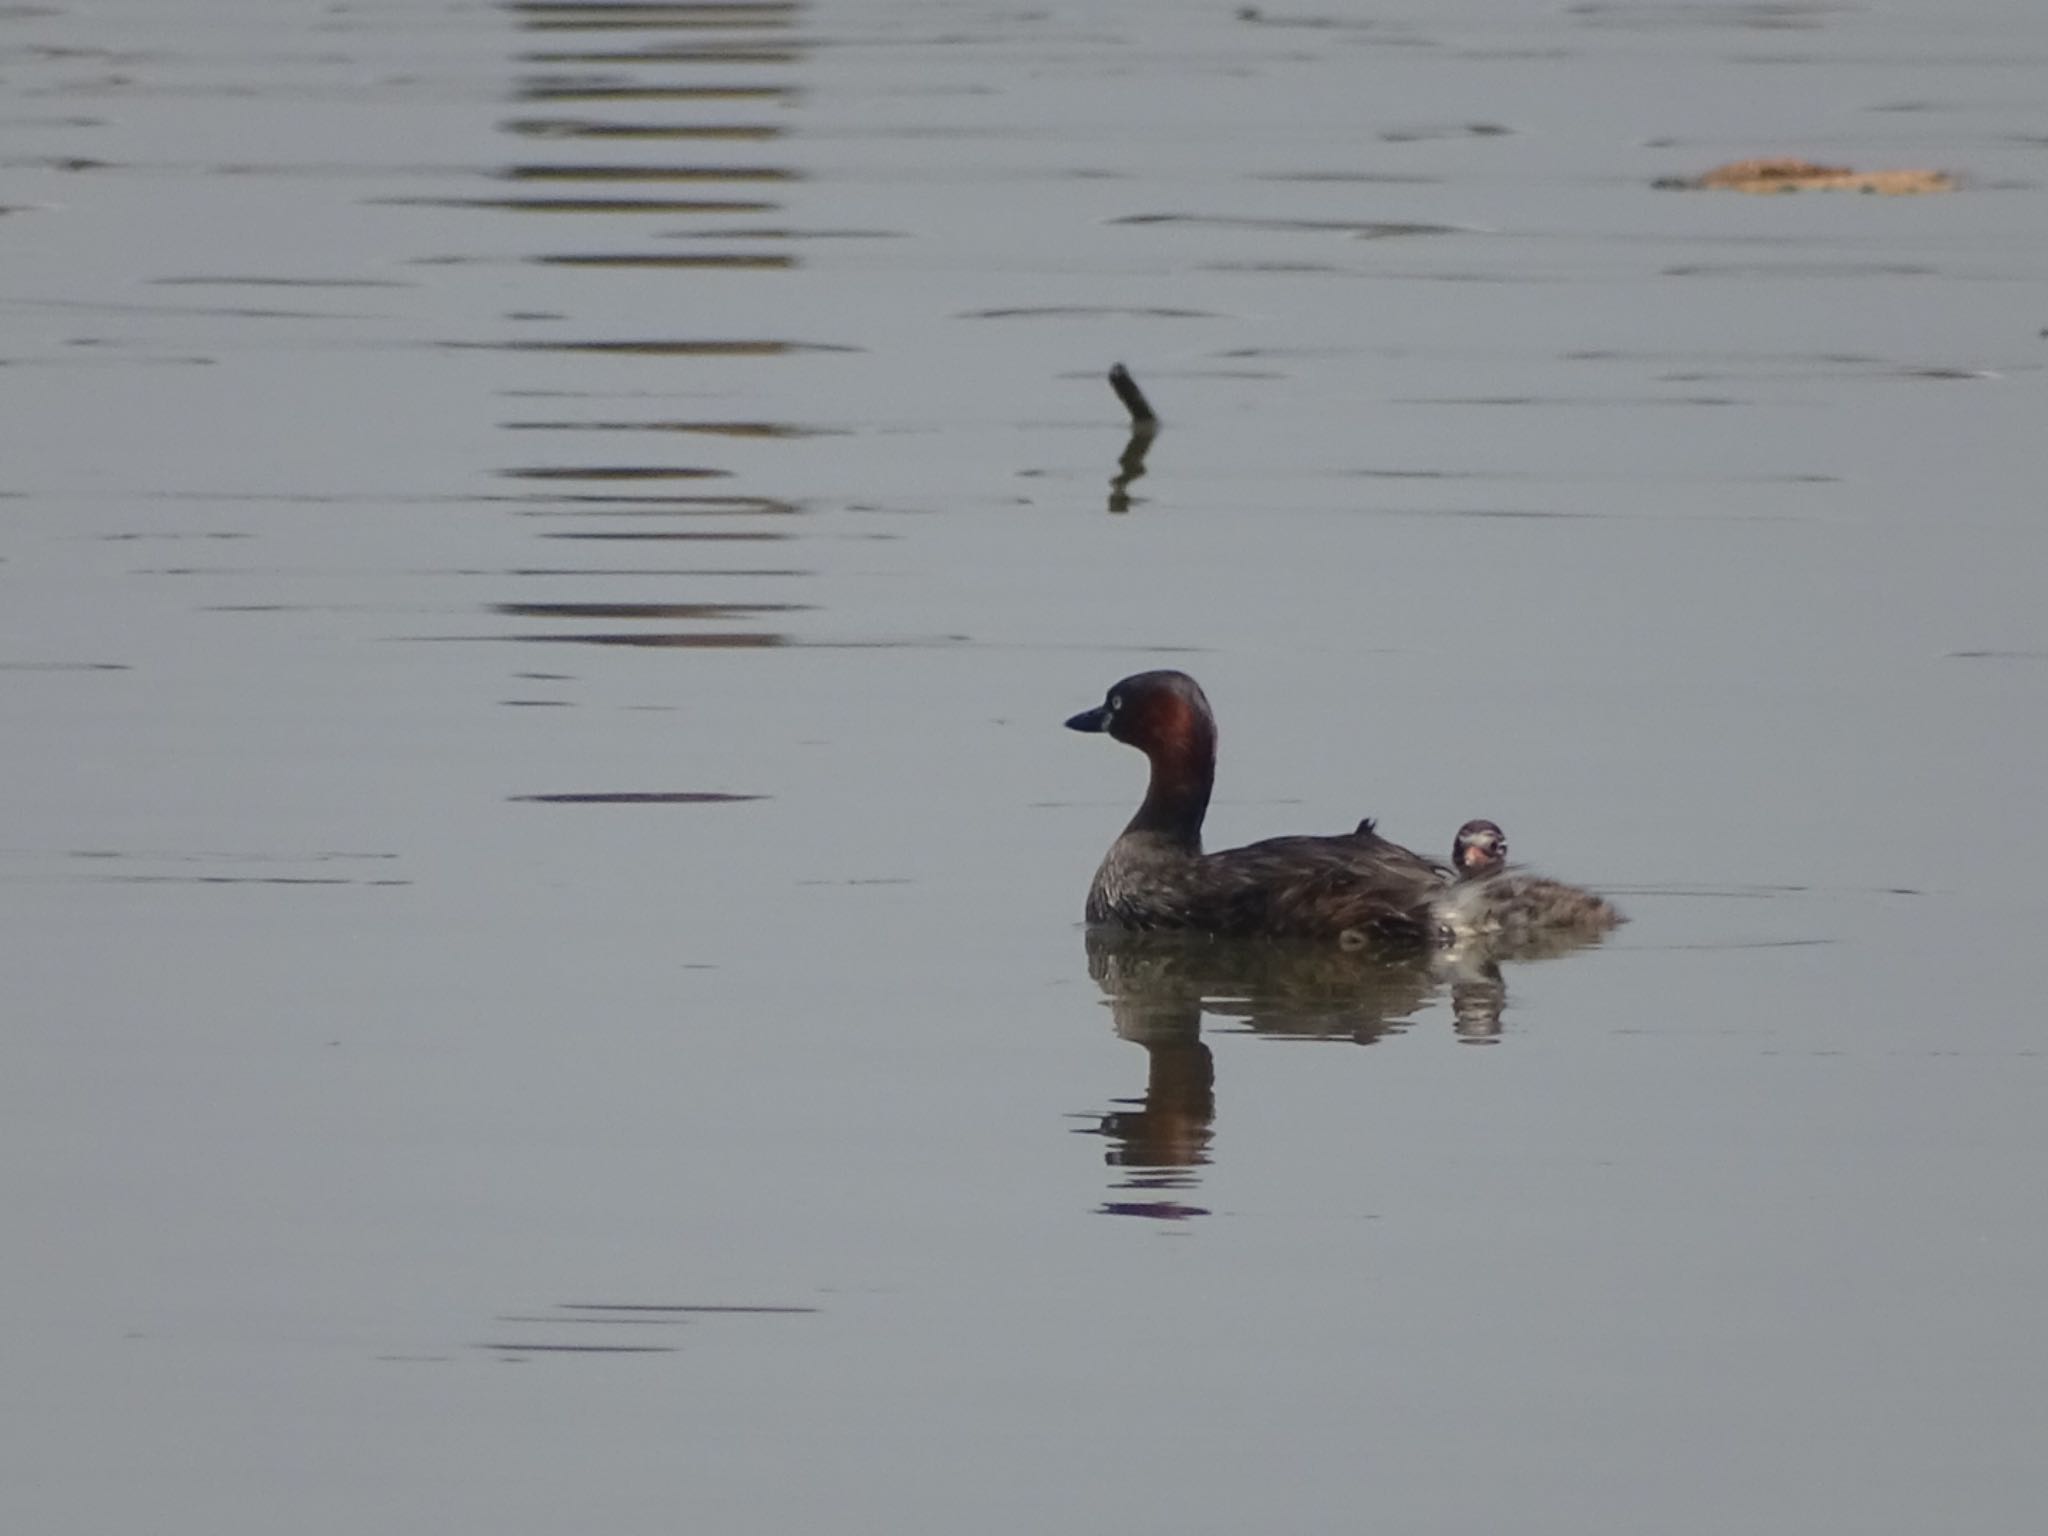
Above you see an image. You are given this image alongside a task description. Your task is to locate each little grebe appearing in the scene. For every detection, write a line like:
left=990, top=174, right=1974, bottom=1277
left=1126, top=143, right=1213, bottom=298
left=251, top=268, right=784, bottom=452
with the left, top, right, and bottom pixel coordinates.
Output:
left=1439, top=816, right=1624, bottom=943
left=1066, top=671, right=1449, bottom=944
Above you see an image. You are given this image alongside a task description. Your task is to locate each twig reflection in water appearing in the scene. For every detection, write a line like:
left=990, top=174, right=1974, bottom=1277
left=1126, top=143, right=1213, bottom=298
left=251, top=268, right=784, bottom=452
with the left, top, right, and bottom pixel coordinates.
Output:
left=1078, top=924, right=1615, bottom=1216
left=1105, top=363, right=1158, bottom=514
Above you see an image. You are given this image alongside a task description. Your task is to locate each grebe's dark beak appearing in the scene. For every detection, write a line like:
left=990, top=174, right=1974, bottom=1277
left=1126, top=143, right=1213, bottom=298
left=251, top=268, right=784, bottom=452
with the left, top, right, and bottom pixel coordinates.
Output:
left=1065, top=704, right=1111, bottom=733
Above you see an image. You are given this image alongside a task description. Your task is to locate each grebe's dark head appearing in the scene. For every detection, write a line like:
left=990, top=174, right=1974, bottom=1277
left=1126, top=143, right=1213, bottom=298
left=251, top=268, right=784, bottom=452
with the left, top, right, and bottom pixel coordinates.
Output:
left=1068, top=671, right=1218, bottom=844
left=1065, top=670, right=1216, bottom=759
left=1453, top=819, right=1508, bottom=877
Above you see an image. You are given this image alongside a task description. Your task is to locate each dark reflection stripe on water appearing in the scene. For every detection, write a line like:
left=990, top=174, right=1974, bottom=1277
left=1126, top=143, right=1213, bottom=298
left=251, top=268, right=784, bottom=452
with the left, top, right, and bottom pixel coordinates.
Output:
left=1254, top=170, right=1447, bottom=183
left=500, top=118, right=786, bottom=139
left=560, top=1303, right=818, bottom=1314
left=45, top=849, right=406, bottom=887
left=530, top=253, right=795, bottom=269
left=393, top=196, right=777, bottom=213
left=132, top=567, right=806, bottom=578
left=136, top=491, right=784, bottom=507
left=67, top=849, right=398, bottom=861
left=1569, top=1, right=1839, bottom=31
left=503, top=419, right=826, bottom=437
left=474, top=1295, right=813, bottom=1360
left=509, top=791, right=765, bottom=803
left=1665, top=262, right=1939, bottom=279
left=1198, top=261, right=1347, bottom=274
left=509, top=2, right=801, bottom=26
left=9, top=292, right=377, bottom=322
left=152, top=276, right=415, bottom=290
left=539, top=530, right=790, bottom=541
left=490, top=601, right=806, bottom=618
left=511, top=496, right=802, bottom=514
left=957, top=305, right=1221, bottom=320
left=1110, top=214, right=1467, bottom=238
left=678, top=227, right=903, bottom=241
left=1098, top=1202, right=1210, bottom=1221
left=479, top=629, right=963, bottom=646
left=497, top=630, right=786, bottom=646
left=94, top=875, right=411, bottom=887
left=464, top=339, right=857, bottom=356
left=499, top=465, right=732, bottom=480
left=516, top=84, right=795, bottom=102
left=521, top=47, right=801, bottom=64
left=473, top=1343, right=677, bottom=1354
left=501, top=163, right=796, bottom=182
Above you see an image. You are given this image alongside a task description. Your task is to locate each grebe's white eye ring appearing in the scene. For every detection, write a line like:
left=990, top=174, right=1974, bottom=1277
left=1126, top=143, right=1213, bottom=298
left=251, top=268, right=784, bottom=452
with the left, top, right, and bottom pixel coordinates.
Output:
left=1108, top=694, right=1123, bottom=712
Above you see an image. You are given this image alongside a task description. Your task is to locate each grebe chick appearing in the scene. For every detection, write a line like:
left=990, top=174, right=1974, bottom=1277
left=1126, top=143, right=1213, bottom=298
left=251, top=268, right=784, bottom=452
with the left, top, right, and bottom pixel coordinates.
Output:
left=1452, top=818, right=1509, bottom=879
left=1066, top=671, right=1449, bottom=946
left=1438, top=816, right=1623, bottom=945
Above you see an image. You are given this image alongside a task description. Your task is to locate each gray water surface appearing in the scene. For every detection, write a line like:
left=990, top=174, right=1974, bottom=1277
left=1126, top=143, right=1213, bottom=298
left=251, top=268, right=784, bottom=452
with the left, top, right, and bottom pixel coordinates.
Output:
left=5, top=1, right=2047, bottom=1531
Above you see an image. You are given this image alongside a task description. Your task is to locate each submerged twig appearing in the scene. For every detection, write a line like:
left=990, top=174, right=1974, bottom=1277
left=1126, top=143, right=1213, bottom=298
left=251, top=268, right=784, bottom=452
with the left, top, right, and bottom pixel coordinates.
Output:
left=1108, top=363, right=1158, bottom=428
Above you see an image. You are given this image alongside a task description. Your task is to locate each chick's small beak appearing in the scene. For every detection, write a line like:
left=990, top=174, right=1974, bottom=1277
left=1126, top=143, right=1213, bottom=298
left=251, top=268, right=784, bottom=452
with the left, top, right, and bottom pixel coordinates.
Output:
left=1065, top=704, right=1111, bottom=733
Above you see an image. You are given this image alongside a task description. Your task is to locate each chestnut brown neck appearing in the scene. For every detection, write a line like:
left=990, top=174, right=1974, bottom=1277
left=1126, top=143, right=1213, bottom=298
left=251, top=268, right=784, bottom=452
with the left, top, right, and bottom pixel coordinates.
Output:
left=1124, top=710, right=1215, bottom=848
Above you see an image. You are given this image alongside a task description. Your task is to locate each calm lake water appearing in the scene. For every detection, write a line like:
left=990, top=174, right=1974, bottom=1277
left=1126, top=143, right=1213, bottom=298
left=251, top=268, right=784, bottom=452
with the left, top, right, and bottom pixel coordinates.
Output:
left=6, top=1, right=2047, bottom=1531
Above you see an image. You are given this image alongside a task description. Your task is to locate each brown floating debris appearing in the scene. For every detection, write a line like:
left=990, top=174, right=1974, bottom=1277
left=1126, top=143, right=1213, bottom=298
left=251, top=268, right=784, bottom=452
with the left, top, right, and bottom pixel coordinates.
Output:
left=1658, top=158, right=1957, bottom=195
left=1108, top=363, right=1157, bottom=427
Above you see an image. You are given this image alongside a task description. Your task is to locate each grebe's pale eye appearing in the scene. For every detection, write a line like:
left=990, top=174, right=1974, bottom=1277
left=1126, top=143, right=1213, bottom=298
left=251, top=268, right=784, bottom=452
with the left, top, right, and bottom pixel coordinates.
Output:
left=1108, top=693, right=1123, bottom=712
